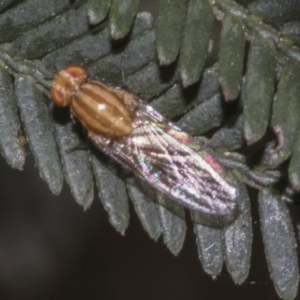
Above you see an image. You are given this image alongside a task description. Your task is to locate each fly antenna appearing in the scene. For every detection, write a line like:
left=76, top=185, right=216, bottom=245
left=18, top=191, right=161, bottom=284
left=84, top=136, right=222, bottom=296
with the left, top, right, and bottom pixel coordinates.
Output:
left=121, top=54, right=126, bottom=86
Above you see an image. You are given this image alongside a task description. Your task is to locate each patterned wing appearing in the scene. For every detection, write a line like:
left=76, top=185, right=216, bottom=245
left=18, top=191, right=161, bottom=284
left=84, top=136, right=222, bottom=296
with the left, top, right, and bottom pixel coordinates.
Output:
left=128, top=121, right=237, bottom=215
left=88, top=104, right=238, bottom=218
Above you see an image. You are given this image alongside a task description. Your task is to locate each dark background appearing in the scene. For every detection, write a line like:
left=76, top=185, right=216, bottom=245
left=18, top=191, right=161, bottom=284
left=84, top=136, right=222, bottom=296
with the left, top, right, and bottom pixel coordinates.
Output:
left=0, top=1, right=299, bottom=299
left=0, top=154, right=298, bottom=300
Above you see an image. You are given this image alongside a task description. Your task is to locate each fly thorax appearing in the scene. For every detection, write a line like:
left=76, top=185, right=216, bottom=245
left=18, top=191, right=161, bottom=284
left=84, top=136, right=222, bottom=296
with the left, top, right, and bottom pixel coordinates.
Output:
left=71, top=82, right=133, bottom=137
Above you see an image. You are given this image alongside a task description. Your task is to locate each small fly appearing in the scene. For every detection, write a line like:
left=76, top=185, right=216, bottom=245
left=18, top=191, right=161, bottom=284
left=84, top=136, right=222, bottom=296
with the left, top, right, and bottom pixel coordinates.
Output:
left=51, top=65, right=238, bottom=221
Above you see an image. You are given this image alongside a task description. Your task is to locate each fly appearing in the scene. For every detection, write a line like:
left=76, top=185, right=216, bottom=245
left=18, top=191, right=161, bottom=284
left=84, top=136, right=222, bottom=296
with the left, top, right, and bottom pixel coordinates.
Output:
left=50, top=65, right=238, bottom=221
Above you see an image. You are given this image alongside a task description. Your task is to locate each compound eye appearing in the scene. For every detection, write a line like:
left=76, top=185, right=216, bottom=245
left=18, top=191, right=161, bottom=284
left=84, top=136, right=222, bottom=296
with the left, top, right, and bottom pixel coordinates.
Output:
left=50, top=86, right=67, bottom=107
left=64, top=65, right=87, bottom=81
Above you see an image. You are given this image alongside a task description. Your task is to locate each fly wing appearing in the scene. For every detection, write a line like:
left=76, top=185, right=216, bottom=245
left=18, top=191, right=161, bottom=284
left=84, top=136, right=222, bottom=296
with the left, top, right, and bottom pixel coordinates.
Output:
left=88, top=104, right=238, bottom=218
left=129, top=119, right=237, bottom=217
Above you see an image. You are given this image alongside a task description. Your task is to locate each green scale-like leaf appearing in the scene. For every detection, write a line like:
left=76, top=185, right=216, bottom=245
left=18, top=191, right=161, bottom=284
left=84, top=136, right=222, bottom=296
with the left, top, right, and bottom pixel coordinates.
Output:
left=289, top=132, right=300, bottom=191
left=10, top=5, right=89, bottom=59
left=192, top=214, right=224, bottom=277
left=88, top=29, right=156, bottom=85
left=87, top=0, right=111, bottom=25
left=152, top=63, right=220, bottom=119
left=0, top=0, right=70, bottom=42
left=156, top=0, right=186, bottom=65
left=110, top=0, right=141, bottom=39
left=0, top=61, right=25, bottom=170
left=177, top=93, right=224, bottom=136
left=281, top=21, right=300, bottom=46
left=243, top=38, right=275, bottom=145
left=223, top=173, right=252, bottom=284
left=127, top=177, right=162, bottom=241
left=92, top=156, right=129, bottom=234
left=15, top=75, right=63, bottom=195
left=0, top=2, right=299, bottom=299
left=258, top=188, right=299, bottom=300
left=180, top=0, right=214, bottom=87
left=219, top=15, right=245, bottom=101
left=156, top=194, right=187, bottom=256
left=209, top=115, right=244, bottom=151
left=52, top=107, right=94, bottom=210
left=40, top=11, right=153, bottom=74
left=271, top=59, right=300, bottom=165
left=249, top=0, right=300, bottom=25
